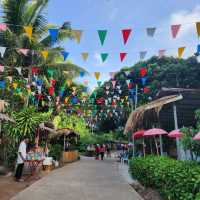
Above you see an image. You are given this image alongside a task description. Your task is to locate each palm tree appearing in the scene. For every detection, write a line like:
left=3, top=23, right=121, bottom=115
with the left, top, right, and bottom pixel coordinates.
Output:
left=0, top=0, right=87, bottom=106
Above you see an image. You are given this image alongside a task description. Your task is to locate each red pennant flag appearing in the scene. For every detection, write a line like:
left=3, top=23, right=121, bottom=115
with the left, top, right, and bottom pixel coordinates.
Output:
left=51, top=79, right=56, bottom=86
left=171, top=24, right=181, bottom=38
left=32, top=67, right=40, bottom=74
left=122, top=29, right=132, bottom=45
left=144, top=87, right=150, bottom=94
left=48, top=87, right=54, bottom=96
left=120, top=52, right=127, bottom=62
left=140, top=68, right=147, bottom=77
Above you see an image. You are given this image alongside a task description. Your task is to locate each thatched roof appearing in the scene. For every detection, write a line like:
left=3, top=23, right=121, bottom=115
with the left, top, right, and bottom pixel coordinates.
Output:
left=124, top=95, right=183, bottom=134
left=39, top=122, right=56, bottom=133
left=48, top=128, right=79, bottom=139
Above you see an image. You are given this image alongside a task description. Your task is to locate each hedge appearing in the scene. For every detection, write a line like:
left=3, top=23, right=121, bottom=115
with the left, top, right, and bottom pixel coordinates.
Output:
left=129, top=156, right=200, bottom=200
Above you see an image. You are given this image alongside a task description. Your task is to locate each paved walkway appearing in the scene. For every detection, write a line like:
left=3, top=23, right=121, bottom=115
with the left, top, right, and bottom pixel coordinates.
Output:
left=12, top=157, right=143, bottom=200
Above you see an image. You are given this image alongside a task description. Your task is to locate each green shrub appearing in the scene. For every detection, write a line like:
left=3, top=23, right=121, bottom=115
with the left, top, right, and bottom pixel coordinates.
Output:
left=49, top=144, right=63, bottom=161
left=129, top=156, right=200, bottom=200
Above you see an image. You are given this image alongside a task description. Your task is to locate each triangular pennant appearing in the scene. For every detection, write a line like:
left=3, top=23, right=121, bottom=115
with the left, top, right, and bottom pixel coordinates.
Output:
left=0, top=47, right=6, bottom=57
left=48, top=28, right=59, bottom=43
left=94, top=72, right=100, bottom=80
left=158, top=49, right=166, bottom=58
left=178, top=47, right=185, bottom=58
left=6, top=76, right=12, bottom=82
left=122, top=29, right=132, bottom=44
left=67, top=80, right=72, bottom=87
left=24, top=26, right=33, bottom=39
left=197, top=44, right=200, bottom=55
left=144, top=87, right=150, bottom=94
left=0, top=23, right=7, bottom=31
left=146, top=27, right=156, bottom=37
left=120, top=52, right=127, bottom=62
left=0, top=81, right=5, bottom=88
left=97, top=81, right=102, bottom=87
left=140, top=68, right=147, bottom=77
left=64, top=97, right=69, bottom=104
left=81, top=52, right=88, bottom=61
left=47, top=69, right=54, bottom=77
left=13, top=82, right=18, bottom=89
left=41, top=50, right=48, bottom=60
left=73, top=30, right=82, bottom=43
left=32, top=67, right=40, bottom=74
left=140, top=51, right=147, bottom=60
left=17, top=48, right=29, bottom=56
left=61, top=51, right=69, bottom=61
left=112, top=80, right=116, bottom=88
left=171, top=24, right=181, bottom=39
left=124, top=71, right=129, bottom=76
left=141, top=77, right=147, bottom=85
left=100, top=53, right=108, bottom=62
left=106, top=90, right=109, bottom=95
left=196, top=22, right=200, bottom=37
left=98, top=30, right=107, bottom=45
left=15, top=67, right=22, bottom=75
left=109, top=72, right=115, bottom=79
left=126, top=79, right=130, bottom=86
left=80, top=71, right=85, bottom=77
left=0, top=65, right=4, bottom=72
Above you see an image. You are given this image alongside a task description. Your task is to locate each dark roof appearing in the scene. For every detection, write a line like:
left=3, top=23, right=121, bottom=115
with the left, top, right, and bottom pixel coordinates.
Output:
left=156, top=88, right=200, bottom=131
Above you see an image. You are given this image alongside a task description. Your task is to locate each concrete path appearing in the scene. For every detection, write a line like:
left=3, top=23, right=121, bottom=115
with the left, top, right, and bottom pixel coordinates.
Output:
left=12, top=157, right=143, bottom=200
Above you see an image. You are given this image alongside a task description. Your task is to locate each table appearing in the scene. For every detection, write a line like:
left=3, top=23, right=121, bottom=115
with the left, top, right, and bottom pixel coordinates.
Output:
left=25, top=159, right=44, bottom=181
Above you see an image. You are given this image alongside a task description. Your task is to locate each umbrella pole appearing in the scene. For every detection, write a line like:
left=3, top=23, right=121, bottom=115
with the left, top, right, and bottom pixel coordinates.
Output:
left=154, top=136, right=159, bottom=156
left=143, top=137, right=145, bottom=157
left=159, top=135, right=163, bottom=156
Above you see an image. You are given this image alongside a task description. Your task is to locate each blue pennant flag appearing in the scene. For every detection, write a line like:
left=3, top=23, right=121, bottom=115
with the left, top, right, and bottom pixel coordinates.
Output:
left=49, top=29, right=59, bottom=44
left=36, top=79, right=43, bottom=86
left=83, top=87, right=88, bottom=92
left=80, top=71, right=85, bottom=77
left=0, top=80, right=5, bottom=88
left=72, top=96, right=78, bottom=104
left=61, top=51, right=69, bottom=61
left=130, top=88, right=136, bottom=95
left=141, top=77, right=147, bottom=86
left=59, top=90, right=64, bottom=97
left=197, top=44, right=200, bottom=55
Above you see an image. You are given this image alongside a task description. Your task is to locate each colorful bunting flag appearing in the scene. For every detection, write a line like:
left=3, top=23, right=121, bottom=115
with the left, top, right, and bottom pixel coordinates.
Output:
left=47, top=69, right=54, bottom=77
left=48, top=87, right=54, bottom=96
left=6, top=76, right=12, bottom=82
left=109, top=72, right=115, bottom=79
left=144, top=87, right=150, bottom=94
left=146, top=27, right=156, bottom=37
left=32, top=67, right=40, bottom=74
left=41, top=50, right=48, bottom=60
left=94, top=72, right=100, bottom=80
left=112, top=80, right=116, bottom=88
left=178, top=47, right=185, bottom=58
left=13, top=82, right=18, bottom=89
left=98, top=30, right=107, bottom=45
left=140, top=51, right=147, bottom=60
left=196, top=22, right=200, bottom=37
left=0, top=23, right=7, bottom=31
left=122, top=29, right=132, bottom=45
left=17, top=48, right=29, bottom=56
left=97, top=81, right=102, bottom=87
left=49, top=28, right=59, bottom=43
left=24, top=26, right=33, bottom=39
left=100, top=53, right=108, bottom=62
left=140, top=68, right=147, bottom=77
left=83, top=80, right=88, bottom=85
left=73, top=30, right=82, bottom=43
left=67, top=80, right=72, bottom=87
left=0, top=47, right=6, bottom=57
left=80, top=71, right=85, bottom=77
left=158, top=49, right=166, bottom=58
left=141, top=77, right=147, bottom=85
left=197, top=44, right=200, bottom=55
left=0, top=81, right=5, bottom=88
left=120, top=52, right=127, bottom=62
left=126, top=79, right=130, bottom=86
left=171, top=24, right=181, bottom=39
left=0, top=65, right=4, bottom=72
left=81, top=52, right=88, bottom=61
left=61, top=51, right=69, bottom=61
left=15, top=67, right=22, bottom=75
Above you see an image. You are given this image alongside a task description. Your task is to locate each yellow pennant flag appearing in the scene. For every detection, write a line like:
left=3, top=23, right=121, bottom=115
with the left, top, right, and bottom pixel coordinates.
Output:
left=125, top=96, right=129, bottom=100
left=13, top=82, right=18, bottom=89
left=72, top=87, right=76, bottom=91
left=6, top=76, right=12, bottom=82
left=81, top=52, right=88, bottom=61
left=94, top=72, right=100, bottom=80
left=196, top=22, right=200, bottom=37
left=41, top=50, right=48, bottom=60
left=121, top=98, right=124, bottom=103
left=73, top=30, right=82, bottom=43
left=178, top=47, right=185, bottom=58
left=64, top=97, right=69, bottom=104
left=67, top=80, right=72, bottom=87
left=24, top=26, right=33, bottom=39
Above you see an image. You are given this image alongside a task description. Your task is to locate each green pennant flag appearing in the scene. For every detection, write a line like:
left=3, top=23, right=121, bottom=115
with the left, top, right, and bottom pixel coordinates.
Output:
left=100, top=53, right=108, bottom=62
left=97, top=81, right=102, bottom=86
left=98, top=30, right=107, bottom=45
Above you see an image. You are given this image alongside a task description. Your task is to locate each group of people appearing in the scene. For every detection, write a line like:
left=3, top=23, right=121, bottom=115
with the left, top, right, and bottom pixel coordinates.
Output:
left=94, top=144, right=111, bottom=160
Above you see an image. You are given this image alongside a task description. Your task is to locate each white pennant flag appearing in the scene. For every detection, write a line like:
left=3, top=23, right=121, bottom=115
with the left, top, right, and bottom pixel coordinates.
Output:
left=0, top=47, right=6, bottom=57
left=15, top=67, right=22, bottom=75
left=126, top=80, right=130, bottom=86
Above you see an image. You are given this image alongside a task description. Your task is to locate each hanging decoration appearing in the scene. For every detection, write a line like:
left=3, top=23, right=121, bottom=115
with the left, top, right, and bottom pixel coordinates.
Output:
left=141, top=77, right=147, bottom=85
left=146, top=27, right=156, bottom=37
left=17, top=48, right=29, bottom=56
left=73, top=30, right=82, bottom=43
left=197, top=44, right=200, bottom=55
left=32, top=67, right=40, bottom=74
left=24, top=26, right=33, bottom=39
left=98, top=30, right=107, bottom=46
left=196, top=22, right=200, bottom=37
left=47, top=69, right=54, bottom=77
left=178, top=47, right=185, bottom=58
left=80, top=71, right=85, bottom=77
left=41, top=50, right=48, bottom=60
left=0, top=65, right=4, bottom=72
left=0, top=23, right=7, bottom=31
left=171, top=24, right=181, bottom=39
left=120, top=52, right=127, bottom=62
left=100, top=53, right=108, bottom=62
left=0, top=81, right=5, bottom=88
left=111, top=80, right=116, bottom=88
left=94, top=72, right=100, bottom=80
left=81, top=52, right=89, bottom=61
left=61, top=51, right=69, bottom=61
left=15, top=67, right=22, bottom=75
left=48, top=28, right=59, bottom=44
left=0, top=47, right=6, bottom=57
left=140, top=68, right=147, bottom=77
left=122, top=29, right=132, bottom=45
left=109, top=72, right=115, bottom=79
left=158, top=49, right=166, bottom=58
left=97, top=81, right=102, bottom=87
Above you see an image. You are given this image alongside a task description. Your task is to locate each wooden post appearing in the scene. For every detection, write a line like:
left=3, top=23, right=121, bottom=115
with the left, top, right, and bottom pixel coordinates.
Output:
left=159, top=135, right=163, bottom=155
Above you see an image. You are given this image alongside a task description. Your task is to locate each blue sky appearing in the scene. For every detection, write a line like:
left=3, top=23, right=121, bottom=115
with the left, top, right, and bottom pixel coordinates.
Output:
left=47, top=0, right=200, bottom=89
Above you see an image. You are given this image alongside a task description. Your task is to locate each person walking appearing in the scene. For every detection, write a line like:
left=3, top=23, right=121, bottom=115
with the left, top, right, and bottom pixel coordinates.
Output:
left=100, top=144, right=105, bottom=161
left=95, top=144, right=100, bottom=160
left=15, top=136, right=29, bottom=182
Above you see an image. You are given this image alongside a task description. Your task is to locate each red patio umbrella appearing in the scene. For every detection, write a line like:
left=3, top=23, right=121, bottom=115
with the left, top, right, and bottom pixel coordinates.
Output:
left=193, top=132, right=200, bottom=140
left=132, top=130, right=145, bottom=139
left=144, top=128, right=168, bottom=136
left=168, top=129, right=183, bottom=139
